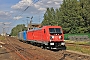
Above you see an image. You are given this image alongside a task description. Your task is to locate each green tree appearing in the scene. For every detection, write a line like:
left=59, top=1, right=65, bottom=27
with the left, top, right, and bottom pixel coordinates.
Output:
left=42, top=7, right=57, bottom=26
left=57, top=0, right=89, bottom=33
left=42, top=0, right=90, bottom=34
left=10, top=24, right=27, bottom=36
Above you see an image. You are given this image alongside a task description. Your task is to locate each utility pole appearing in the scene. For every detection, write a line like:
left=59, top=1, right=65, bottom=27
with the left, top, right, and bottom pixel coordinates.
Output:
left=26, top=17, right=30, bottom=30
left=27, top=19, right=28, bottom=28
left=30, top=16, right=33, bottom=30
left=2, top=23, right=6, bottom=36
left=26, top=16, right=33, bottom=30
left=26, top=17, right=29, bottom=29
left=2, top=27, right=5, bottom=36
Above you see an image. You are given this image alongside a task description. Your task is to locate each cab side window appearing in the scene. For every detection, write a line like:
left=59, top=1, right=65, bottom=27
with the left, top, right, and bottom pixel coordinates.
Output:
left=44, top=29, right=45, bottom=33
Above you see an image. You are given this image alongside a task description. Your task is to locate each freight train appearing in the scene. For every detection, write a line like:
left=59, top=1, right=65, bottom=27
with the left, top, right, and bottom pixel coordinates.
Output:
left=18, top=26, right=66, bottom=50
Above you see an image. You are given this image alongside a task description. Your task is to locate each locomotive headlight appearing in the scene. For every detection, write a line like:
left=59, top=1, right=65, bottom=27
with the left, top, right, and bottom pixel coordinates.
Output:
left=59, top=36, right=61, bottom=38
left=50, top=36, right=54, bottom=40
left=61, top=42, right=65, bottom=45
left=59, top=36, right=63, bottom=40
left=50, top=43, right=54, bottom=45
left=52, top=36, right=54, bottom=38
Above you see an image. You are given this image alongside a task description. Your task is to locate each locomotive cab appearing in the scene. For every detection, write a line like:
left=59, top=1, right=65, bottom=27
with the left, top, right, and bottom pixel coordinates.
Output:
left=49, top=28, right=64, bottom=41
left=42, top=26, right=66, bottom=50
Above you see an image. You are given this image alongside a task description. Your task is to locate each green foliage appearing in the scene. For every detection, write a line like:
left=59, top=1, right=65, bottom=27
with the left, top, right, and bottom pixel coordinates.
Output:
left=41, top=7, right=58, bottom=26
left=42, top=0, right=90, bottom=34
left=10, top=24, right=27, bottom=36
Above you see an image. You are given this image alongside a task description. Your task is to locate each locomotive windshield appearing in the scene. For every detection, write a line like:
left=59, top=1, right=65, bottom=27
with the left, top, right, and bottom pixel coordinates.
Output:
left=49, top=28, right=62, bottom=34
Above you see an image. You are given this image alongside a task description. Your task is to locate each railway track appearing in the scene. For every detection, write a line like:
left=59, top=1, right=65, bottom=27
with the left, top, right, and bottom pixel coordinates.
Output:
left=0, top=36, right=90, bottom=60
left=3, top=37, right=33, bottom=60
left=1, top=37, right=48, bottom=60
left=1, top=37, right=57, bottom=60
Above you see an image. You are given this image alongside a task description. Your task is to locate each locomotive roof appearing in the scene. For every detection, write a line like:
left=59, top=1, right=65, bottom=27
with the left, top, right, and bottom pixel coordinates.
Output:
left=27, top=27, right=42, bottom=31
left=42, top=26, right=62, bottom=28
left=27, top=26, right=62, bottom=32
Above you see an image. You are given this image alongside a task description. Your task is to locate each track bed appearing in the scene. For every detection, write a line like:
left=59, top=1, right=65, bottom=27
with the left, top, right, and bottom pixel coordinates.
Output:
left=0, top=36, right=90, bottom=60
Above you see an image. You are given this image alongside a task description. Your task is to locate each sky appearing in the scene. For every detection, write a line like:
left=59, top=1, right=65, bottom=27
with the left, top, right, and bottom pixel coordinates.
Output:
left=0, top=0, right=63, bottom=34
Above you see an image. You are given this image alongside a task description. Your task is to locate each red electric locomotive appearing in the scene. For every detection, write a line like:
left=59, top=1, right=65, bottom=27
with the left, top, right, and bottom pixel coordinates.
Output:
left=27, top=26, right=66, bottom=50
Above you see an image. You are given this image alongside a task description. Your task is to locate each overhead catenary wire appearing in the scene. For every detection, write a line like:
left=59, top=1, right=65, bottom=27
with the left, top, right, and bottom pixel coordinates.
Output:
left=11, top=0, right=40, bottom=25
left=18, top=0, right=40, bottom=17
left=0, top=0, right=40, bottom=34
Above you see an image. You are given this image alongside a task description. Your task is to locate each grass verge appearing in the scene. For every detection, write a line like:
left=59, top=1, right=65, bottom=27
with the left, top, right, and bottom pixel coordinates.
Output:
left=0, top=36, right=5, bottom=40
left=66, top=40, right=90, bottom=55
left=67, top=45, right=90, bottom=55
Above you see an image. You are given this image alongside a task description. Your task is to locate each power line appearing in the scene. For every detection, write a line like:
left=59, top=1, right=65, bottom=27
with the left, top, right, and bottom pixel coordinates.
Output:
left=19, top=0, right=39, bottom=17
left=10, top=0, right=40, bottom=31
left=11, top=0, right=40, bottom=24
